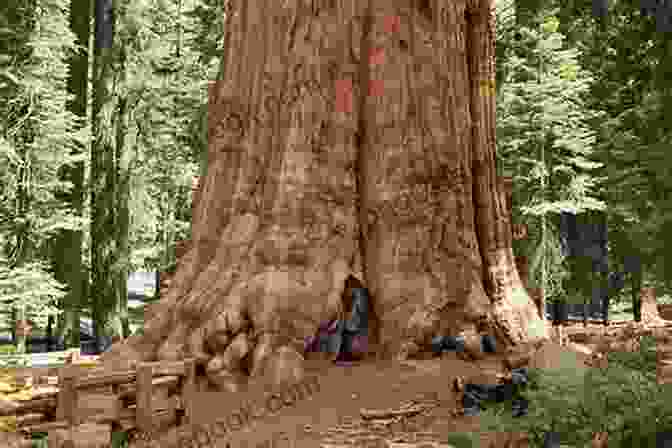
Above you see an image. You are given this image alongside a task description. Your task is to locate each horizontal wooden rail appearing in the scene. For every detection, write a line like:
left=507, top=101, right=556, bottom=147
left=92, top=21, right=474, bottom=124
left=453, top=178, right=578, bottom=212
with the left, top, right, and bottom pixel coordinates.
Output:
left=5, top=357, right=198, bottom=441
left=74, top=359, right=194, bottom=389
left=22, top=408, right=179, bottom=435
left=0, top=397, right=57, bottom=417
left=117, top=375, right=180, bottom=399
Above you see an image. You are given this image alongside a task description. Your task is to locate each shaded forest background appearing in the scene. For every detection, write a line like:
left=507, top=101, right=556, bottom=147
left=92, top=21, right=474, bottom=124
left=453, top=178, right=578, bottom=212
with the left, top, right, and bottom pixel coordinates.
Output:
left=1, top=0, right=672, bottom=356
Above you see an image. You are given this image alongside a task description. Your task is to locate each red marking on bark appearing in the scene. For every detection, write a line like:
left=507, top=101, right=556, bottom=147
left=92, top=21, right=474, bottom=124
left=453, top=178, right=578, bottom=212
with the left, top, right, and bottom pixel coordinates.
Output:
left=368, top=79, right=385, bottom=97
left=384, top=15, right=400, bottom=33
left=369, top=47, right=386, bottom=66
left=335, top=79, right=353, bottom=113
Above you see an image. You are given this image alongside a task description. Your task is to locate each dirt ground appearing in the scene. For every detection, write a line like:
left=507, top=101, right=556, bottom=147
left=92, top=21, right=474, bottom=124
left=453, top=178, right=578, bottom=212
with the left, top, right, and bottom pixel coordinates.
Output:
left=139, top=316, right=669, bottom=448
left=8, top=312, right=672, bottom=448
left=143, top=355, right=524, bottom=448
left=138, top=330, right=599, bottom=448
left=224, top=355, right=514, bottom=448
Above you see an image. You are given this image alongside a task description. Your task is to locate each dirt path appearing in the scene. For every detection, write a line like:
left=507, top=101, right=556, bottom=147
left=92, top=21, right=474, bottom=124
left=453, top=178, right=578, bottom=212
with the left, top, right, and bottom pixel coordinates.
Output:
left=8, top=316, right=672, bottom=448
left=149, top=352, right=538, bottom=448
left=132, top=318, right=672, bottom=448
left=227, top=358, right=473, bottom=448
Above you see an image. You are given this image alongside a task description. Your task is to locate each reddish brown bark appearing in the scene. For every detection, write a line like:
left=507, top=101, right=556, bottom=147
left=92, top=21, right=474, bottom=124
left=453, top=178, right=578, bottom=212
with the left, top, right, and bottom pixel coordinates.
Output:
left=102, top=0, right=547, bottom=389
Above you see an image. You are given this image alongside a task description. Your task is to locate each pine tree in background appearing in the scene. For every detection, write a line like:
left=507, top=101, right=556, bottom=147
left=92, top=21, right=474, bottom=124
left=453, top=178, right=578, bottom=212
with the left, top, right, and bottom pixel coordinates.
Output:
left=497, top=7, right=605, bottom=316
left=0, top=0, right=89, bottom=353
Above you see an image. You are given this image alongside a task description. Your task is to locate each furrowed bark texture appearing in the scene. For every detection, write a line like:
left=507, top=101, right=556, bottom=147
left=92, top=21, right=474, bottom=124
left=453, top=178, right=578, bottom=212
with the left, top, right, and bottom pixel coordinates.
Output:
left=102, top=0, right=547, bottom=390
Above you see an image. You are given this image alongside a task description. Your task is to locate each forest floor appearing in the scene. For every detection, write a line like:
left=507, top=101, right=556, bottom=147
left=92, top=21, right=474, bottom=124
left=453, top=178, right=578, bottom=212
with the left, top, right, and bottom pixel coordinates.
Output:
left=221, top=354, right=522, bottom=448
left=142, top=331, right=598, bottom=448
left=226, top=354, right=553, bottom=448
left=155, top=312, right=671, bottom=448
left=6, top=305, right=672, bottom=448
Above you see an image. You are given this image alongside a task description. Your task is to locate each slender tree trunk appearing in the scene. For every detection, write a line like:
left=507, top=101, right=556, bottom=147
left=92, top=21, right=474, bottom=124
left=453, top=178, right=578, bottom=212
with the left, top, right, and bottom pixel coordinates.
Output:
left=91, top=0, right=118, bottom=351
left=631, top=270, right=642, bottom=322
left=114, top=43, right=131, bottom=339
left=46, top=316, right=54, bottom=351
left=159, top=192, right=177, bottom=276
left=50, top=0, right=90, bottom=350
left=14, top=305, right=26, bottom=355
left=103, top=0, right=547, bottom=383
left=10, top=132, right=35, bottom=355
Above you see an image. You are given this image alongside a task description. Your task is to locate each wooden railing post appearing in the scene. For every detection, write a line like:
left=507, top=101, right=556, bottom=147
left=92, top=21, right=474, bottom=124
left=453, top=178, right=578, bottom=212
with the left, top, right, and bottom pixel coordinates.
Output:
left=56, top=370, right=78, bottom=426
left=136, top=363, right=154, bottom=434
left=55, top=369, right=78, bottom=448
left=181, top=359, right=196, bottom=426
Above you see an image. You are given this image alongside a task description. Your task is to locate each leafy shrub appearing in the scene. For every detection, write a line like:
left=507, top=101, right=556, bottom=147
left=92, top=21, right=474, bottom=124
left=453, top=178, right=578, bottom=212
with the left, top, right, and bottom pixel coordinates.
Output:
left=0, top=344, right=29, bottom=368
left=478, top=335, right=671, bottom=447
left=0, top=345, right=16, bottom=355
left=0, top=258, right=65, bottom=330
left=0, top=355, right=29, bottom=369
left=444, top=432, right=478, bottom=448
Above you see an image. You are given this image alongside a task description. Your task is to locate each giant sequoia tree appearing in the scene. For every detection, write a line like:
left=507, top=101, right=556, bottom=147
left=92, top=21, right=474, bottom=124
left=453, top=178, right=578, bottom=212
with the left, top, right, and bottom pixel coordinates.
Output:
left=103, top=0, right=547, bottom=389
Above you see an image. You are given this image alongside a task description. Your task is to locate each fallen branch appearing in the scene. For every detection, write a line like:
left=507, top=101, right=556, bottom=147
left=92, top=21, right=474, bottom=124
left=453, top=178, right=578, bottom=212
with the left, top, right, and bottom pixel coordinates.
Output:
left=0, top=397, right=56, bottom=417
left=359, top=404, right=430, bottom=420
left=388, top=443, right=453, bottom=448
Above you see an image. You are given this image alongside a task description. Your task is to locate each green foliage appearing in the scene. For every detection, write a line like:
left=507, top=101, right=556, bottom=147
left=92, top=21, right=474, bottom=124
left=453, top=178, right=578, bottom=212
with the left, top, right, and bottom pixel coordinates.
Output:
left=479, top=336, right=672, bottom=447
left=28, top=431, right=128, bottom=448
left=497, top=7, right=606, bottom=303
left=0, top=0, right=90, bottom=246
left=110, top=430, right=129, bottom=447
left=444, top=432, right=478, bottom=448
left=527, top=224, right=571, bottom=302
left=0, top=351, right=30, bottom=368
left=0, top=0, right=84, bottom=338
left=0, top=0, right=219, bottom=339
left=0, top=257, right=65, bottom=328
left=497, top=11, right=605, bottom=219
left=551, top=0, right=672, bottom=293
left=497, top=0, right=672, bottom=299
left=0, top=345, right=16, bottom=355
left=113, top=0, right=214, bottom=274
left=182, top=0, right=226, bottom=69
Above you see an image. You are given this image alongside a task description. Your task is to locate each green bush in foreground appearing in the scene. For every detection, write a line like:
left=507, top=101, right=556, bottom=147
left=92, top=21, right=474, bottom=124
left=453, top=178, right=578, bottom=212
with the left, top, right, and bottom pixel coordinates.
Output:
left=29, top=431, right=128, bottom=447
left=0, top=345, right=17, bottom=355
left=479, top=335, right=672, bottom=447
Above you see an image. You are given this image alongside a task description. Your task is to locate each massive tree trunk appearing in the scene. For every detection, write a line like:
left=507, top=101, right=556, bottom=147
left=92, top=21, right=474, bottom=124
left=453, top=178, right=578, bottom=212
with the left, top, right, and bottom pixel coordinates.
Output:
left=103, top=0, right=547, bottom=387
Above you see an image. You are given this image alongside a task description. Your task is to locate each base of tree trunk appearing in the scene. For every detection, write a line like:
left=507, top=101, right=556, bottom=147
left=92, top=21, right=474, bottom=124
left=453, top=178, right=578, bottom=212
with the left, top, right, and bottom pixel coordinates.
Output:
left=640, top=287, right=662, bottom=325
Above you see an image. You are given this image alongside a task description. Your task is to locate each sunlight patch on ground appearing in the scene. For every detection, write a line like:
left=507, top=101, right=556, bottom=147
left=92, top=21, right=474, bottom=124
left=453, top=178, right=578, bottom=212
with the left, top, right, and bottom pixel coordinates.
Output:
left=510, top=287, right=530, bottom=306
left=526, top=317, right=547, bottom=340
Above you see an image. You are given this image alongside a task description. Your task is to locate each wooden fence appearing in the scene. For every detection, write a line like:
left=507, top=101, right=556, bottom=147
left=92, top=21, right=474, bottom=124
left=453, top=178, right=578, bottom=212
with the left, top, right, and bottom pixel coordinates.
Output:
left=2, top=358, right=201, bottom=445
left=656, top=328, right=672, bottom=385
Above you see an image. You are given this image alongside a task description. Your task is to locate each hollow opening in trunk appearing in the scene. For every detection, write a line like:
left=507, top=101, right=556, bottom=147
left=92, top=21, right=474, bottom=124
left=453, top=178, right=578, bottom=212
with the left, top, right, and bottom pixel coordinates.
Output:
left=342, top=274, right=382, bottom=358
